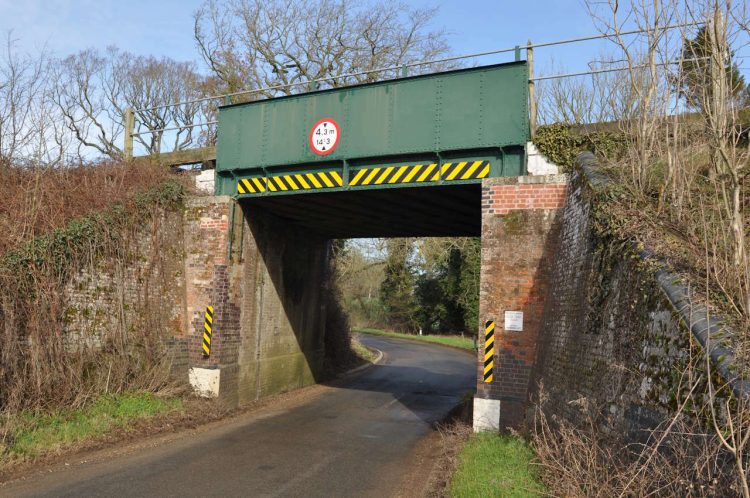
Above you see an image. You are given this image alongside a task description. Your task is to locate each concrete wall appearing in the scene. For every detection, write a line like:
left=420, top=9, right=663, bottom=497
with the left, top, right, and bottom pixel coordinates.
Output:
left=474, top=175, right=568, bottom=430
left=236, top=205, right=329, bottom=404
left=183, top=197, right=329, bottom=406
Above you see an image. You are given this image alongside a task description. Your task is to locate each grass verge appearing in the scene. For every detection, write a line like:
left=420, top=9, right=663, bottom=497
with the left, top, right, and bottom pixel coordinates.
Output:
left=0, top=391, right=183, bottom=465
left=351, top=337, right=377, bottom=362
left=448, top=432, right=545, bottom=497
left=353, top=327, right=475, bottom=351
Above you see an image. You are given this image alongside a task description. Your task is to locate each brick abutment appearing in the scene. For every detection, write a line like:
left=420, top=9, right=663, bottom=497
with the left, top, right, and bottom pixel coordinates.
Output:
left=474, top=175, right=568, bottom=430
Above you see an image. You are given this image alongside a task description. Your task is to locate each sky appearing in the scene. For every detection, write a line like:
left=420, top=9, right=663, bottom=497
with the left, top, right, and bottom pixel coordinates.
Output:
left=1, top=0, right=747, bottom=109
left=0, top=0, right=639, bottom=75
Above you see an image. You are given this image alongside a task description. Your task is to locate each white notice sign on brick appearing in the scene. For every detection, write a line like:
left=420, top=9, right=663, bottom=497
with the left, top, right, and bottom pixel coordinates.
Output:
left=504, top=311, right=523, bottom=331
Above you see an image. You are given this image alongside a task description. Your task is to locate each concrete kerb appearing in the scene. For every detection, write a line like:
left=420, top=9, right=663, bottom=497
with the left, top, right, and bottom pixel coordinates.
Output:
left=343, top=347, right=384, bottom=377
left=354, top=331, right=477, bottom=357
left=576, top=151, right=750, bottom=399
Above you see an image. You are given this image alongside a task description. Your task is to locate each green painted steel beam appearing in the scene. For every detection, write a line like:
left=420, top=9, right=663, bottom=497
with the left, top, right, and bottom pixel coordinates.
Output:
left=215, top=61, right=529, bottom=197
left=229, top=151, right=524, bottom=199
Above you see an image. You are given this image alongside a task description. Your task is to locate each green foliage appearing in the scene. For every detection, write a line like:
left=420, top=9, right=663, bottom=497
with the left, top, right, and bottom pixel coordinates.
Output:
left=448, top=432, right=545, bottom=497
left=1, top=391, right=182, bottom=462
left=678, top=26, right=746, bottom=111
left=350, top=337, right=377, bottom=362
left=457, top=239, right=481, bottom=331
left=534, top=124, right=628, bottom=170
left=1, top=180, right=185, bottom=286
left=0, top=180, right=185, bottom=412
left=379, top=239, right=419, bottom=331
left=739, top=107, right=750, bottom=145
left=415, top=239, right=480, bottom=334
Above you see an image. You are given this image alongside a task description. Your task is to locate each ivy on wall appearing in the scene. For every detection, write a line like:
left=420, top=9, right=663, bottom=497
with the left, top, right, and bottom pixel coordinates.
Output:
left=533, top=124, right=629, bottom=170
left=1, top=181, right=185, bottom=287
left=0, top=180, right=186, bottom=412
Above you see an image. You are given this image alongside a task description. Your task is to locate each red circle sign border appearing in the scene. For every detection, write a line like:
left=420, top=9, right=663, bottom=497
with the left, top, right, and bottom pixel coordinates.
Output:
left=309, top=118, right=341, bottom=156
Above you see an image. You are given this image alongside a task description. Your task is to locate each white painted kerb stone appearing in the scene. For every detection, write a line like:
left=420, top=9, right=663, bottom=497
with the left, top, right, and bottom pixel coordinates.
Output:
left=189, top=367, right=220, bottom=398
left=473, top=397, right=501, bottom=432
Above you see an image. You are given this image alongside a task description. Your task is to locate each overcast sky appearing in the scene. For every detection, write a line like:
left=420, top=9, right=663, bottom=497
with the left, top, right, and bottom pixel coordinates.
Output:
left=0, top=1, right=746, bottom=81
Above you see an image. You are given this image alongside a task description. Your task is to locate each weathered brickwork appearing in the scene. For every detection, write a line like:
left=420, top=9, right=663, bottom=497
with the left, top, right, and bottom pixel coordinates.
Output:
left=183, top=197, right=239, bottom=369
left=478, top=175, right=568, bottom=428
left=533, top=165, right=692, bottom=440
left=63, top=208, right=188, bottom=374
left=182, top=197, right=329, bottom=407
left=483, top=183, right=567, bottom=214
left=62, top=193, right=332, bottom=406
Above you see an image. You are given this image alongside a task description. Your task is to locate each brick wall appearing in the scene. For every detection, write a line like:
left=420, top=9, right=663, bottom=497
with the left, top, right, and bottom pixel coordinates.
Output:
left=532, top=164, right=693, bottom=439
left=484, top=183, right=568, bottom=214
left=63, top=193, right=332, bottom=406
left=63, top=206, right=189, bottom=375
left=183, top=196, right=241, bottom=370
left=478, top=175, right=567, bottom=428
left=182, top=197, right=330, bottom=407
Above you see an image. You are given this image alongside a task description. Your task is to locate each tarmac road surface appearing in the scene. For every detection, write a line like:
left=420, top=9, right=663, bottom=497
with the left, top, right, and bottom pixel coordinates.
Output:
left=2, top=334, right=475, bottom=498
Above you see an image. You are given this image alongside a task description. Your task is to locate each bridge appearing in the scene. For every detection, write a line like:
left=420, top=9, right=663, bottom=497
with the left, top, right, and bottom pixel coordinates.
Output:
left=179, top=59, right=566, bottom=431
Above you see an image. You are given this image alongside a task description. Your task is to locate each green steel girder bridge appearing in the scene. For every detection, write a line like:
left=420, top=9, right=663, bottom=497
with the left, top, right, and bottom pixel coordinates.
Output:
left=214, top=61, right=529, bottom=238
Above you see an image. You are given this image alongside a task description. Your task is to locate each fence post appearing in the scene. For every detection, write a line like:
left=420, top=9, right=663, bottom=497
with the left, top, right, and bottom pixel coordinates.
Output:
left=527, top=39, right=537, bottom=140
left=124, top=108, right=134, bottom=160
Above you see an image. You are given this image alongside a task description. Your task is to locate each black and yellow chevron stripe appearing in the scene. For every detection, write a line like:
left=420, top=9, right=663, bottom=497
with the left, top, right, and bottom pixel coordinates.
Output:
left=237, top=177, right=266, bottom=194
left=266, top=171, right=343, bottom=192
left=236, top=161, right=489, bottom=195
left=202, top=305, right=214, bottom=357
left=237, top=171, right=344, bottom=194
left=484, top=320, right=494, bottom=383
left=349, top=160, right=489, bottom=186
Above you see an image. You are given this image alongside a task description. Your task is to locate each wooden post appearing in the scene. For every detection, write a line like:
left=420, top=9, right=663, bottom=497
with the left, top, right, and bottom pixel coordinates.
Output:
left=527, top=39, right=537, bottom=140
left=124, top=108, right=134, bottom=160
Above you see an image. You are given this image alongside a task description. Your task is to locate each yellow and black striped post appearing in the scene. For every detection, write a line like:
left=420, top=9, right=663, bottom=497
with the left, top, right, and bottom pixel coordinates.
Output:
left=484, top=320, right=495, bottom=383
left=202, top=305, right=214, bottom=357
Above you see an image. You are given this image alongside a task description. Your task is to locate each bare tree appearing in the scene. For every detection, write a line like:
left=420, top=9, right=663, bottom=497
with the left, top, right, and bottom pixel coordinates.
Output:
left=537, top=57, right=642, bottom=125
left=0, top=33, right=69, bottom=165
left=193, top=0, right=450, bottom=100
left=585, top=0, right=680, bottom=191
left=699, top=2, right=749, bottom=315
left=53, top=47, right=208, bottom=159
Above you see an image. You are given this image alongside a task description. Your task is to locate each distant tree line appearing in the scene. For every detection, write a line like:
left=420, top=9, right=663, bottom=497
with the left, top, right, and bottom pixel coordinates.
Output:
left=335, top=238, right=480, bottom=335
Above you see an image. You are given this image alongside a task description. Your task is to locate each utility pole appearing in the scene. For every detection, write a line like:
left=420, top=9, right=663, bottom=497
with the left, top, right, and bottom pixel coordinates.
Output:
left=527, top=39, right=537, bottom=140
left=124, top=108, right=134, bottom=160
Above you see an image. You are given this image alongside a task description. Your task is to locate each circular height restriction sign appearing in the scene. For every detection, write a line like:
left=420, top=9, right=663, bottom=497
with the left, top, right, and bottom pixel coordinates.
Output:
left=309, top=118, right=340, bottom=156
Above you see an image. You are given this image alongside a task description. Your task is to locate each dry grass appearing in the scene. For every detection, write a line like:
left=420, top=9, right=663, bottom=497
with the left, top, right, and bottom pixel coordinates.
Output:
left=0, top=158, right=178, bottom=256
left=428, top=421, right=473, bottom=497
left=0, top=159, right=189, bottom=416
left=597, top=149, right=750, bottom=368
left=531, top=387, right=745, bottom=497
